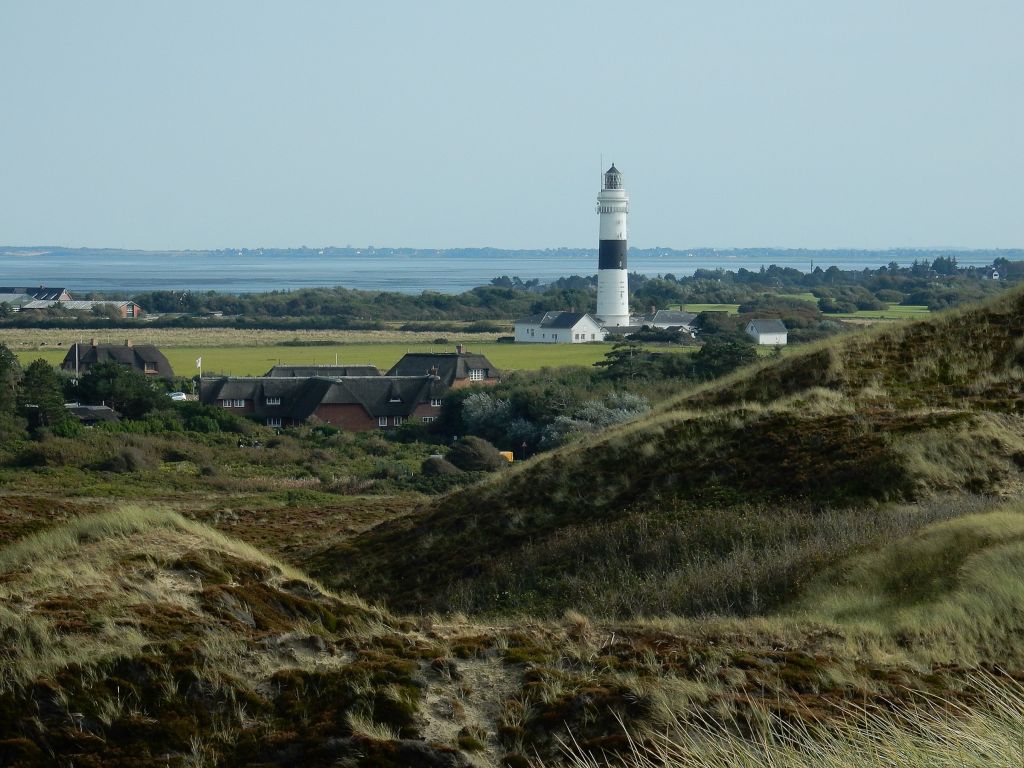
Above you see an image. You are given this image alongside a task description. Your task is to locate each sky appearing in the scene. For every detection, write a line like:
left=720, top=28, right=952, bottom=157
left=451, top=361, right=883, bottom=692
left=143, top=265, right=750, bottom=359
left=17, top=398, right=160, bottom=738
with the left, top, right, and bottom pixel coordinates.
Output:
left=0, top=1, right=1021, bottom=251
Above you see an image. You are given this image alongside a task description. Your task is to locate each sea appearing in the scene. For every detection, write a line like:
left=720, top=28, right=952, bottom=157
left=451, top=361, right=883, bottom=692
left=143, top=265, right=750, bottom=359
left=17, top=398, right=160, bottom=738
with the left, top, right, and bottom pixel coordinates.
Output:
left=0, top=247, right=1010, bottom=295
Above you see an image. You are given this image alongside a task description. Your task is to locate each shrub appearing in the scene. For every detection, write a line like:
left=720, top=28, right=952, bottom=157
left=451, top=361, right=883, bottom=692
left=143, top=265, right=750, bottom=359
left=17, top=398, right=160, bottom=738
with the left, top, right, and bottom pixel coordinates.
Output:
left=446, top=436, right=506, bottom=472
left=362, top=436, right=391, bottom=456
left=100, top=447, right=157, bottom=473
left=422, top=456, right=462, bottom=476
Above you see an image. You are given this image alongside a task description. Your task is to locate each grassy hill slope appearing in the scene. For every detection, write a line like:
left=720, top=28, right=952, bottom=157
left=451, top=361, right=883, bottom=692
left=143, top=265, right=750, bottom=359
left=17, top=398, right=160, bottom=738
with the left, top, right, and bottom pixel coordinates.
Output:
left=0, top=508, right=483, bottom=767
left=327, top=288, right=1024, bottom=615
left=8, top=504, right=1024, bottom=766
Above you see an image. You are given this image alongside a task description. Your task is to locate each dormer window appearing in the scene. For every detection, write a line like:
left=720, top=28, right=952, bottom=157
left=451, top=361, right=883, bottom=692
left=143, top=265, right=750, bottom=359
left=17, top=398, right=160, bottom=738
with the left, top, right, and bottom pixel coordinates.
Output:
left=144, top=362, right=157, bottom=373
left=265, top=396, right=281, bottom=406
left=468, top=369, right=485, bottom=381
left=388, top=395, right=402, bottom=403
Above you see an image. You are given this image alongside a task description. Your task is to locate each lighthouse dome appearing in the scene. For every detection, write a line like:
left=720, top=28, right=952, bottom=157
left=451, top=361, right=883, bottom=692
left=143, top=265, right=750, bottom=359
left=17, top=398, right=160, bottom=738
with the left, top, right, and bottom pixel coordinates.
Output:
left=603, top=164, right=623, bottom=190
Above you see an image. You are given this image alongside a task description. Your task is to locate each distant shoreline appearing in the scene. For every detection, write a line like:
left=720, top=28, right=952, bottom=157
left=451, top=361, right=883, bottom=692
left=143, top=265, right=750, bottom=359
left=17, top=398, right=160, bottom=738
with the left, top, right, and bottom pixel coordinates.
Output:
left=1, top=246, right=1015, bottom=295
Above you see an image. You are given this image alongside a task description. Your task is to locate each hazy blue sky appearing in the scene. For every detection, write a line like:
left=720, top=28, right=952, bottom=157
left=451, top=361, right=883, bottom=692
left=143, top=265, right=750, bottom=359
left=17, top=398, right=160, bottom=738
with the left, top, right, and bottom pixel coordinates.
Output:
left=1, top=1, right=1020, bottom=250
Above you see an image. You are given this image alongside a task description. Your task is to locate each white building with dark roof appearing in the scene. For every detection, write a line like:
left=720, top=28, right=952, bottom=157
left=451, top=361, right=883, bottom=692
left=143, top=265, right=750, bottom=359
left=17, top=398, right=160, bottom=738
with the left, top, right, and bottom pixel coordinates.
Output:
left=643, top=309, right=697, bottom=330
left=746, top=318, right=788, bottom=346
left=514, top=311, right=607, bottom=344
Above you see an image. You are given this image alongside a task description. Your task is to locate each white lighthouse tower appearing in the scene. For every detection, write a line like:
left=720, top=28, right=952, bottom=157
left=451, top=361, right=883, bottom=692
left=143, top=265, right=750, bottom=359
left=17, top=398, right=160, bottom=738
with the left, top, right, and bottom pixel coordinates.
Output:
left=595, top=163, right=630, bottom=327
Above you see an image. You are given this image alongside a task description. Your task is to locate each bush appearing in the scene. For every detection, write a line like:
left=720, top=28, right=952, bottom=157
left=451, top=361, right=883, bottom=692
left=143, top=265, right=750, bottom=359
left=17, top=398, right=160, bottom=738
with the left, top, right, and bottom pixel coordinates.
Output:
left=100, top=447, right=157, bottom=473
left=446, top=436, right=506, bottom=472
left=422, top=456, right=462, bottom=476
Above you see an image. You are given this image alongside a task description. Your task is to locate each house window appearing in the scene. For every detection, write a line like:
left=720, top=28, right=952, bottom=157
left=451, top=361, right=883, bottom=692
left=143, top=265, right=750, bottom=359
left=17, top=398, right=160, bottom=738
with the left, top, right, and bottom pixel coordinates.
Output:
left=221, top=400, right=231, bottom=408
left=144, top=362, right=157, bottom=373
left=389, top=396, right=402, bottom=403
left=378, top=416, right=388, bottom=428
left=266, top=417, right=282, bottom=428
left=430, top=398, right=443, bottom=407
left=591, top=334, right=596, bottom=340
left=233, top=399, right=246, bottom=408
left=468, top=369, right=485, bottom=381
left=552, top=334, right=558, bottom=340
left=393, top=416, right=404, bottom=426
left=265, top=397, right=281, bottom=406
left=421, top=416, right=436, bottom=423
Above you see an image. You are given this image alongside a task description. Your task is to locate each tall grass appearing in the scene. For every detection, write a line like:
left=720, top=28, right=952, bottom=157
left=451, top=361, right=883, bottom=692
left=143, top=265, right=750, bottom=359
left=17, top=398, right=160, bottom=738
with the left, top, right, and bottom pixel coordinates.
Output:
left=795, top=502, right=1024, bottom=664
left=556, top=673, right=1024, bottom=768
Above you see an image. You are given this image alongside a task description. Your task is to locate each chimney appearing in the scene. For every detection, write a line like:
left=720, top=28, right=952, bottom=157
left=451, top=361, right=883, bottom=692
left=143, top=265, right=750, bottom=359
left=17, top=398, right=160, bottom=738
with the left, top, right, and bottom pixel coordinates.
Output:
left=125, top=339, right=132, bottom=347
left=455, top=344, right=464, bottom=355
left=90, top=338, right=98, bottom=347
left=650, top=305, right=656, bottom=315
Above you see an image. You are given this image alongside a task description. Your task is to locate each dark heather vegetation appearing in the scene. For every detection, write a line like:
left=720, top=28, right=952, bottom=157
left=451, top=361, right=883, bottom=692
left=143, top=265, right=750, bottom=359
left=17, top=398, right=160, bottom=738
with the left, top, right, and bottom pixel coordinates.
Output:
left=6, top=286, right=1024, bottom=766
left=2, top=253, right=1020, bottom=330
left=330, top=286, right=1024, bottom=619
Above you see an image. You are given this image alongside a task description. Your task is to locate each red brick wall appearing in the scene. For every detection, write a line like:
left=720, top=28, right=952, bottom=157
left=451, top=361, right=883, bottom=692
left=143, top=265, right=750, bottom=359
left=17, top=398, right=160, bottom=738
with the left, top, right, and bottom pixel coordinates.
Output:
left=410, top=404, right=440, bottom=422
left=312, top=403, right=378, bottom=431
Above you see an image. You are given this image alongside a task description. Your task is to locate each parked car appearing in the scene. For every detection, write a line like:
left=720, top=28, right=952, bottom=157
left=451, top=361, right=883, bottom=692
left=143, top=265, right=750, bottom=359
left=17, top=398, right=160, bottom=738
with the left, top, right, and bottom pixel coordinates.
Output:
left=168, top=391, right=188, bottom=401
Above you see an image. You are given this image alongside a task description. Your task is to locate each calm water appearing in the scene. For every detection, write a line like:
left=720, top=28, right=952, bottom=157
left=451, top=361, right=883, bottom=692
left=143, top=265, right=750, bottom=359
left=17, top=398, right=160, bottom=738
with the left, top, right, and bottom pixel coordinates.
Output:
left=0, top=248, right=1004, bottom=295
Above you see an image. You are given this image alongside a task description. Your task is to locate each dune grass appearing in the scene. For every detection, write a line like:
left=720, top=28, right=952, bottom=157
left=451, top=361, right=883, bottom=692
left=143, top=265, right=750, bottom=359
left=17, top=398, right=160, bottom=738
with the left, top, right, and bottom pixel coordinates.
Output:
left=0, top=506, right=376, bottom=693
left=794, top=503, right=1024, bottom=664
left=555, top=673, right=1024, bottom=768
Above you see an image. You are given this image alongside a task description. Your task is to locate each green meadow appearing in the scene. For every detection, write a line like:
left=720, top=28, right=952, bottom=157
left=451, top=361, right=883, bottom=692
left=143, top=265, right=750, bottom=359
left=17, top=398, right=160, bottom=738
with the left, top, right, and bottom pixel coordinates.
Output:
left=680, top=300, right=932, bottom=320
left=16, top=341, right=623, bottom=376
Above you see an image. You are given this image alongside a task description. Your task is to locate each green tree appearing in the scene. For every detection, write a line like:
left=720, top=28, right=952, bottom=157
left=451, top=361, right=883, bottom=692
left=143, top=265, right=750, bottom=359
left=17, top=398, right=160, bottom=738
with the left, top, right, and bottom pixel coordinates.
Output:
left=692, top=340, right=758, bottom=379
left=0, top=343, right=27, bottom=435
left=17, top=359, right=69, bottom=428
left=75, top=361, right=168, bottom=419
left=0, top=343, right=20, bottom=415
left=594, top=341, right=650, bottom=381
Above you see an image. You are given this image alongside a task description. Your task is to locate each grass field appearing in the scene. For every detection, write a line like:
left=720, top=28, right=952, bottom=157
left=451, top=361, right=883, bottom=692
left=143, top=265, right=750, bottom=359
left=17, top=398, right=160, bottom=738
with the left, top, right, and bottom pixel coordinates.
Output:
left=15, top=340, right=622, bottom=376
left=676, top=301, right=932, bottom=321
left=681, top=303, right=741, bottom=314
left=834, top=304, right=931, bottom=319
left=775, top=292, right=819, bottom=303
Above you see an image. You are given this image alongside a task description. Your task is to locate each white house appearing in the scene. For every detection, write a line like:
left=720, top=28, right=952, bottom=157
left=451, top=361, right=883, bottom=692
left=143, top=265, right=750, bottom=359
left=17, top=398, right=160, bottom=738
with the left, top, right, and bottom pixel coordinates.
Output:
left=514, top=311, right=607, bottom=344
left=746, top=318, right=788, bottom=346
left=641, top=309, right=697, bottom=330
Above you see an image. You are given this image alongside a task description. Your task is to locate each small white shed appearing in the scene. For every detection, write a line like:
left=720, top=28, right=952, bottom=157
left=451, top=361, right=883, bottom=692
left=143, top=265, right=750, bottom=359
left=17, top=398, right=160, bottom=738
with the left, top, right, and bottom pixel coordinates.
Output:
left=746, top=318, right=788, bottom=346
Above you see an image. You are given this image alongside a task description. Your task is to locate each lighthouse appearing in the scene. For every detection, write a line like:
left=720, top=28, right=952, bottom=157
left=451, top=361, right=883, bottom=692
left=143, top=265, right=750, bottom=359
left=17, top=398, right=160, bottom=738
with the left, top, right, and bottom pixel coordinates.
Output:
left=595, top=164, right=630, bottom=327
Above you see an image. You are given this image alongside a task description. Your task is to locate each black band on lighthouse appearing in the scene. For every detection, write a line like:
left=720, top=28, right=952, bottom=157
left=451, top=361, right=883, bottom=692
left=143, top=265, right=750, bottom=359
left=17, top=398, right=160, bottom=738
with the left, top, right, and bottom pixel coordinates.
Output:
left=598, top=240, right=627, bottom=270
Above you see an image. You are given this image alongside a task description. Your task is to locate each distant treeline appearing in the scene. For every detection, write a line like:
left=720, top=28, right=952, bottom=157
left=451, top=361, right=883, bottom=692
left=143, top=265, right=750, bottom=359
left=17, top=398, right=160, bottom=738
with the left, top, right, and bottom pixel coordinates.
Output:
left=1, top=255, right=1019, bottom=329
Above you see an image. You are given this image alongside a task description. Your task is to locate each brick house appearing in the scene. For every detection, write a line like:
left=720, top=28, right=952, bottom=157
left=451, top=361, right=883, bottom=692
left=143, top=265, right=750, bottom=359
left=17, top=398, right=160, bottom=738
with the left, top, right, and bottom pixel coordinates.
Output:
left=199, top=375, right=447, bottom=430
left=0, top=286, right=72, bottom=302
left=386, top=345, right=499, bottom=388
left=61, top=340, right=174, bottom=378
